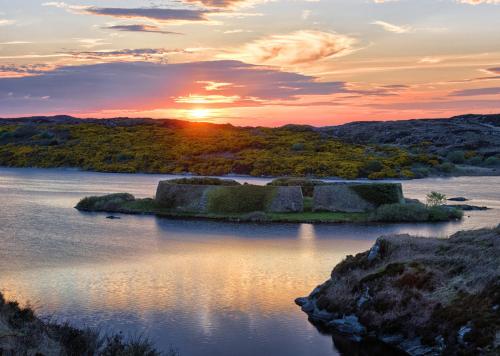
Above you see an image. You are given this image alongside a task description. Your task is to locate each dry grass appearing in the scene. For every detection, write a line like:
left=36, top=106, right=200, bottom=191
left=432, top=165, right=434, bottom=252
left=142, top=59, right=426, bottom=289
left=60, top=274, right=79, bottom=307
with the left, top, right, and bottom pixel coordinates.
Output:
left=0, top=293, right=171, bottom=355
left=309, top=225, right=500, bottom=354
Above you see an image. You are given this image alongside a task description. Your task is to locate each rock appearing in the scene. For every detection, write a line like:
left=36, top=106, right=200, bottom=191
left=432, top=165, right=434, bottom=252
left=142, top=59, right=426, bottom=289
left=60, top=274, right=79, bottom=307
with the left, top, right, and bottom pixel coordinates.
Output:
left=367, top=241, right=381, bottom=261
left=448, top=197, right=469, bottom=202
left=328, top=315, right=366, bottom=336
left=294, top=297, right=309, bottom=307
left=405, top=198, right=421, bottom=204
left=445, top=204, right=489, bottom=211
left=400, top=338, right=439, bottom=356
left=357, top=287, right=371, bottom=308
left=380, top=334, right=405, bottom=345
left=294, top=297, right=315, bottom=313
left=309, top=307, right=335, bottom=322
left=457, top=325, right=472, bottom=345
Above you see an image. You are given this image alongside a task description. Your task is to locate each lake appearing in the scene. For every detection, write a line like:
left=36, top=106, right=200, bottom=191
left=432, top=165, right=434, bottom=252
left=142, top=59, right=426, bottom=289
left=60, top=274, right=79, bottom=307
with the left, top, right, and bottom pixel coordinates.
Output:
left=0, top=167, right=498, bottom=356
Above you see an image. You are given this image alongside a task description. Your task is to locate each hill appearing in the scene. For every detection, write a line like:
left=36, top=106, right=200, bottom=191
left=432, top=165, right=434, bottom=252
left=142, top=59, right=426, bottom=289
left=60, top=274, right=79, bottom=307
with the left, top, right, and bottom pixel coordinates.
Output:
left=0, top=114, right=498, bottom=179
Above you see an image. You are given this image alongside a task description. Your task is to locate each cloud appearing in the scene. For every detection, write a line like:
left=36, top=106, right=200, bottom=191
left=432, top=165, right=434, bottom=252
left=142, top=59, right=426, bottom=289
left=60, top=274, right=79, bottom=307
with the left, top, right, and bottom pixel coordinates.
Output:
left=43, top=3, right=210, bottom=23
left=83, top=7, right=209, bottom=23
left=0, top=19, right=15, bottom=26
left=64, top=48, right=185, bottom=63
left=0, top=64, right=53, bottom=78
left=102, top=25, right=181, bottom=35
left=457, top=0, right=500, bottom=4
left=450, top=86, right=500, bottom=96
left=219, top=30, right=356, bottom=66
left=374, top=0, right=500, bottom=3
left=0, top=61, right=348, bottom=115
left=371, top=21, right=413, bottom=33
left=182, top=0, right=264, bottom=8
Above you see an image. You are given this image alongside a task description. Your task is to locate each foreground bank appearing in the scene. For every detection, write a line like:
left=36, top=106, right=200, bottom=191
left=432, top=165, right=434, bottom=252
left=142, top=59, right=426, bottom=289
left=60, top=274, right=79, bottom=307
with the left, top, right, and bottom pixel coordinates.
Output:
left=296, top=226, right=500, bottom=355
left=0, top=292, right=170, bottom=355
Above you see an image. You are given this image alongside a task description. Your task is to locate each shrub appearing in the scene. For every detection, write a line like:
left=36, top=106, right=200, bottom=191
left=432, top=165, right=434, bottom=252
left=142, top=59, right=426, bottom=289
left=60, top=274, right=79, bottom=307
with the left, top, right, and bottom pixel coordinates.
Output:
left=429, top=206, right=463, bottom=221
left=371, top=203, right=430, bottom=222
left=349, top=183, right=403, bottom=206
left=207, top=185, right=277, bottom=213
left=359, top=160, right=384, bottom=176
left=437, top=162, right=455, bottom=173
left=75, top=193, right=135, bottom=211
left=447, top=150, right=466, bottom=164
left=291, top=143, right=305, bottom=152
left=167, top=177, right=240, bottom=186
left=371, top=203, right=462, bottom=222
left=467, top=156, right=483, bottom=166
left=426, top=191, right=447, bottom=207
left=268, top=177, right=324, bottom=197
left=484, top=156, right=500, bottom=166
left=411, top=166, right=430, bottom=178
left=12, top=125, right=39, bottom=138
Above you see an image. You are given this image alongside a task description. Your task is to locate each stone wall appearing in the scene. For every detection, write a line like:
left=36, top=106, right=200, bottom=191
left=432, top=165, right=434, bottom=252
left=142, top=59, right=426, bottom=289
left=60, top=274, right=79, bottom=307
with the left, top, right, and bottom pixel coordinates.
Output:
left=267, top=186, right=304, bottom=213
left=155, top=182, right=215, bottom=213
left=313, top=183, right=404, bottom=213
left=155, top=181, right=304, bottom=214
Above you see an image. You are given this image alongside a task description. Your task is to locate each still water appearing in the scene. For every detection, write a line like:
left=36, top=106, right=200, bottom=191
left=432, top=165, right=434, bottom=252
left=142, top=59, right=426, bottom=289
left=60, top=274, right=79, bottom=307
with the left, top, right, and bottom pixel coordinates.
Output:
left=0, top=168, right=498, bottom=355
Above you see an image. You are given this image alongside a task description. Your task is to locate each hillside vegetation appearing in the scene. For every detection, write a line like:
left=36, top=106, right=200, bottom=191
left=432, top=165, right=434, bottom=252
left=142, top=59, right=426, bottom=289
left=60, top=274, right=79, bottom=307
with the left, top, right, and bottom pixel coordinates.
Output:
left=0, top=116, right=439, bottom=179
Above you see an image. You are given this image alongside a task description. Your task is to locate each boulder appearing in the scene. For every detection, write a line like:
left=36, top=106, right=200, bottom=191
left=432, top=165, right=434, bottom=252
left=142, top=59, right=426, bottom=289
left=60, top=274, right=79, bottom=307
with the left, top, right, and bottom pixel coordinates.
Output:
left=313, top=183, right=404, bottom=213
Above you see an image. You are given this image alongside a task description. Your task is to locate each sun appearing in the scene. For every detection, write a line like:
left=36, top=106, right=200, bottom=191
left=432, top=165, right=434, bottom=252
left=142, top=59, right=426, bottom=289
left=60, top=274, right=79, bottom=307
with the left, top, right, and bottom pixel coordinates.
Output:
left=189, top=109, right=210, bottom=120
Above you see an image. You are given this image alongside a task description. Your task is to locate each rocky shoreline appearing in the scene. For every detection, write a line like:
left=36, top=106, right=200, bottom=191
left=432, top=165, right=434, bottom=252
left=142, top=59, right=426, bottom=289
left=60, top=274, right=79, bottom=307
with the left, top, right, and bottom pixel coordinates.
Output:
left=295, top=226, right=500, bottom=355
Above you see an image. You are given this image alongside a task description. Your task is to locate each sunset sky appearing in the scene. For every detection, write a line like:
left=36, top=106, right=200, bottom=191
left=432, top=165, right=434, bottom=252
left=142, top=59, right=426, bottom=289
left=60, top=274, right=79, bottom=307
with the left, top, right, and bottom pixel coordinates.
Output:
left=0, top=0, right=499, bottom=126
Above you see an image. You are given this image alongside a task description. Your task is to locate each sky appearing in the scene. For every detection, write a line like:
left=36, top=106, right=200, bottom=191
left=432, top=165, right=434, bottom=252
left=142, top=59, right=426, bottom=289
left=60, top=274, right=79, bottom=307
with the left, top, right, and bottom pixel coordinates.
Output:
left=0, top=0, right=499, bottom=126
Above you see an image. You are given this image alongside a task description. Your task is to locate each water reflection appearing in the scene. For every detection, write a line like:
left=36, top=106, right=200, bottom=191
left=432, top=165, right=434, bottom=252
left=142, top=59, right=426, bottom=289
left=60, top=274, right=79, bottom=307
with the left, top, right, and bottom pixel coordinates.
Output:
left=0, top=168, right=498, bottom=356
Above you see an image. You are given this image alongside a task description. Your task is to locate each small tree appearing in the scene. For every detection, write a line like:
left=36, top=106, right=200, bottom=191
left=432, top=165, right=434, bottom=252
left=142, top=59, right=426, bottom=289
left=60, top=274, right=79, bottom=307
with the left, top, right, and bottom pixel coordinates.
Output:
left=426, top=191, right=447, bottom=207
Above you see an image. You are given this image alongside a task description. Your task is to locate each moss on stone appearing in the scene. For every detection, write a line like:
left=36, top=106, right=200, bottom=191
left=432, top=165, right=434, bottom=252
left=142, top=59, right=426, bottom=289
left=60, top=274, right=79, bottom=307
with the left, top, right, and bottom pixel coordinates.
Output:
left=206, top=185, right=277, bottom=213
left=349, top=183, right=403, bottom=206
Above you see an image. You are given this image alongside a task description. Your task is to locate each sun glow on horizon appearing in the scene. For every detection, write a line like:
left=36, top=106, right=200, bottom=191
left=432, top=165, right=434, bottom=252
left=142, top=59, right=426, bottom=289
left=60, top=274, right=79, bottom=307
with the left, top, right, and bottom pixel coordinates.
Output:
left=189, top=108, right=211, bottom=120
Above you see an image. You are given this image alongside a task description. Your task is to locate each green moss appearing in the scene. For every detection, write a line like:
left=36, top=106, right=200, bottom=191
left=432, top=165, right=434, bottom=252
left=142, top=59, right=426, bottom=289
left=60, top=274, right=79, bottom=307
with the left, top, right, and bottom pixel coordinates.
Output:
left=206, top=185, right=277, bottom=213
left=75, top=193, right=135, bottom=211
left=349, top=183, right=403, bottom=206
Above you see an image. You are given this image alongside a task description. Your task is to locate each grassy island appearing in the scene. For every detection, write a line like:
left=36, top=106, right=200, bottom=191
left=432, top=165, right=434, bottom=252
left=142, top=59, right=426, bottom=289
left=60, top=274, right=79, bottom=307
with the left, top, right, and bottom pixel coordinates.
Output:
left=75, top=178, right=463, bottom=224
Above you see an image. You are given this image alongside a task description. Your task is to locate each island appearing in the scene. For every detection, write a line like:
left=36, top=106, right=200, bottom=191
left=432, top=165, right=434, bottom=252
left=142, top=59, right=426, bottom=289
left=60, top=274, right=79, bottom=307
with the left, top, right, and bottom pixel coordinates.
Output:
left=75, top=177, right=463, bottom=223
left=295, top=225, right=500, bottom=355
